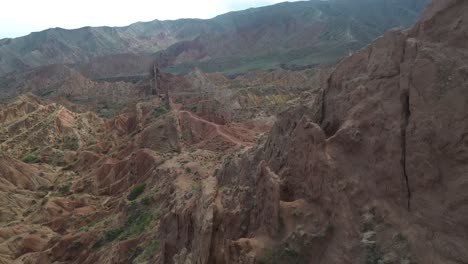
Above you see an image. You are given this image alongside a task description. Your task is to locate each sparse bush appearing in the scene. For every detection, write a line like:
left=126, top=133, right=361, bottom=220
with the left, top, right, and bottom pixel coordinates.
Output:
left=136, top=240, right=160, bottom=262
left=93, top=204, right=161, bottom=249
left=128, top=184, right=146, bottom=201
left=22, top=154, right=38, bottom=164
left=258, top=245, right=303, bottom=264
left=191, top=184, right=201, bottom=193
left=41, top=197, right=48, bottom=206
left=152, top=107, right=169, bottom=119
left=96, top=102, right=123, bottom=118
left=394, top=232, right=407, bottom=242
left=62, top=164, right=74, bottom=171
left=128, top=247, right=144, bottom=263
left=361, top=221, right=374, bottom=233
left=140, top=196, right=153, bottom=206
left=83, top=180, right=92, bottom=189
left=190, top=105, right=198, bottom=113
left=120, top=211, right=153, bottom=239
left=38, top=185, right=49, bottom=192
left=63, top=134, right=80, bottom=150
left=58, top=184, right=71, bottom=195
left=185, top=167, right=192, bottom=174
left=359, top=244, right=383, bottom=264
left=293, top=208, right=302, bottom=217
left=93, top=228, right=124, bottom=248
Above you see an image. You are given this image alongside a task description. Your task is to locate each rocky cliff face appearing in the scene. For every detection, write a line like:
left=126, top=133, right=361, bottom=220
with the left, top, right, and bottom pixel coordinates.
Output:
left=203, top=0, right=468, bottom=263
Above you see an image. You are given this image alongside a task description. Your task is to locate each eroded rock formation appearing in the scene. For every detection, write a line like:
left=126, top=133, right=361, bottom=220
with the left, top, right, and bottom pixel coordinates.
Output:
left=206, top=1, right=468, bottom=263
left=0, top=1, right=466, bottom=264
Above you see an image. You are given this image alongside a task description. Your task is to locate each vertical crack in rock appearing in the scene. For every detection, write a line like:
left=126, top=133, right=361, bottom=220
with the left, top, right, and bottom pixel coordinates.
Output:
left=320, top=76, right=339, bottom=138
left=401, top=91, right=412, bottom=211
left=319, top=82, right=328, bottom=125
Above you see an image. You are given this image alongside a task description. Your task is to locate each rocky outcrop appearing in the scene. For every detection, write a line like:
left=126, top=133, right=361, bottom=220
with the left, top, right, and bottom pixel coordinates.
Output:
left=0, top=82, right=266, bottom=263
left=0, top=64, right=147, bottom=106
left=0, top=95, right=104, bottom=160
left=206, top=1, right=468, bottom=263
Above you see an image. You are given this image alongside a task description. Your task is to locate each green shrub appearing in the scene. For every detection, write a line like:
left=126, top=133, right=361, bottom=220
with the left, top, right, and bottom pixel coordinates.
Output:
left=93, top=204, right=160, bottom=249
left=152, top=107, right=169, bottom=119
left=394, top=232, right=407, bottom=242
left=185, top=167, right=192, bottom=174
left=104, top=228, right=124, bottom=242
left=359, top=244, right=383, bottom=264
left=258, top=244, right=305, bottom=264
left=63, top=134, right=80, bottom=150
left=128, top=247, right=144, bottom=263
left=140, top=196, right=153, bottom=206
left=191, top=184, right=201, bottom=193
left=22, top=154, right=38, bottom=164
left=93, top=228, right=124, bottom=248
left=140, top=240, right=160, bottom=261
left=83, top=180, right=92, bottom=189
left=190, top=105, right=198, bottom=113
left=128, top=184, right=146, bottom=201
left=119, top=210, right=154, bottom=239
left=40, top=197, right=48, bottom=206
left=132, top=239, right=160, bottom=263
left=58, top=184, right=71, bottom=195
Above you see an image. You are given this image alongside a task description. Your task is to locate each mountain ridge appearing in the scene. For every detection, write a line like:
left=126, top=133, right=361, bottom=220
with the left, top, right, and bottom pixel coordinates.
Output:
left=0, top=0, right=430, bottom=76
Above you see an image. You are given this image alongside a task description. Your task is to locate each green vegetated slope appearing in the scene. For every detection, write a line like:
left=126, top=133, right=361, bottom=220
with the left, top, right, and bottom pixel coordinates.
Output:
left=0, top=0, right=429, bottom=76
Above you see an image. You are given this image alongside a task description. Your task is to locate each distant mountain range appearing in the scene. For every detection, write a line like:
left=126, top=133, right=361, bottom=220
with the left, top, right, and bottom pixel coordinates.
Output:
left=0, top=0, right=429, bottom=77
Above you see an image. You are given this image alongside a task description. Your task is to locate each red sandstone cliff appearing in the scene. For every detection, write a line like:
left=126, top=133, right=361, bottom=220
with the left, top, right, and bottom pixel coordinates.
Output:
left=205, top=1, right=468, bottom=263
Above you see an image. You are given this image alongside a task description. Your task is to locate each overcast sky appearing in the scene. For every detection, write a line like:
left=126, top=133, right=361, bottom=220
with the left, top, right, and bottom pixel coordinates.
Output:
left=0, top=0, right=302, bottom=39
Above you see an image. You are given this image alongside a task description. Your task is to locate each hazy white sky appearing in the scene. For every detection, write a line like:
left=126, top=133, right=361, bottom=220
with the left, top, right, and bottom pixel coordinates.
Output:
left=0, top=0, right=301, bottom=39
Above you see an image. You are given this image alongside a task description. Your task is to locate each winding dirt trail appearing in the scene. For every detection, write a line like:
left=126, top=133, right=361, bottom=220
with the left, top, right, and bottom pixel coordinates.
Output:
left=178, top=110, right=246, bottom=146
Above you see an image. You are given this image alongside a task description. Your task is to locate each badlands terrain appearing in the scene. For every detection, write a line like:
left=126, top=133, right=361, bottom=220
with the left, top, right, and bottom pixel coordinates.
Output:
left=1, top=0, right=468, bottom=264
